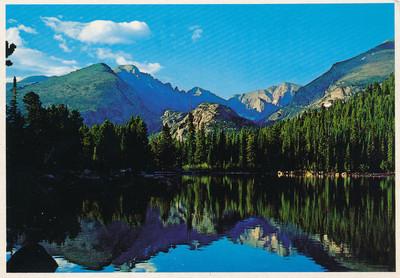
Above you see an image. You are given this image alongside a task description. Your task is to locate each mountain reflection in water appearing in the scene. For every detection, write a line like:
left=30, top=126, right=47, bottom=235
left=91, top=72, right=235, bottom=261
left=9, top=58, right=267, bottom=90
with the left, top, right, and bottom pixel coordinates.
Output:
left=7, top=175, right=395, bottom=272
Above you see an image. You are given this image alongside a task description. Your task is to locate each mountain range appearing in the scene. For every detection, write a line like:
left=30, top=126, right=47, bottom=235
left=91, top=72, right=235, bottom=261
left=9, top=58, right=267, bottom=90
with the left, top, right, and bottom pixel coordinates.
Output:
left=6, top=40, right=394, bottom=133
left=267, top=40, right=394, bottom=122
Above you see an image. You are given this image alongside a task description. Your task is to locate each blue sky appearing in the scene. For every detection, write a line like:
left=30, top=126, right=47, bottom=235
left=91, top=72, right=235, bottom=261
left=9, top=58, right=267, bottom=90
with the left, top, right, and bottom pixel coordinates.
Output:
left=6, top=4, right=394, bottom=99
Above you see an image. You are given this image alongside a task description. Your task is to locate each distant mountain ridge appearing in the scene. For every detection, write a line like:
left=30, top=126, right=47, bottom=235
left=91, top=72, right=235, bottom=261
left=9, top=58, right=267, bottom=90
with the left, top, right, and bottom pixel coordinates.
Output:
left=7, top=63, right=262, bottom=132
left=227, top=82, right=300, bottom=121
left=7, top=40, right=394, bottom=131
left=114, top=64, right=227, bottom=116
left=8, top=63, right=158, bottom=130
left=7, top=65, right=298, bottom=130
left=268, top=40, right=394, bottom=122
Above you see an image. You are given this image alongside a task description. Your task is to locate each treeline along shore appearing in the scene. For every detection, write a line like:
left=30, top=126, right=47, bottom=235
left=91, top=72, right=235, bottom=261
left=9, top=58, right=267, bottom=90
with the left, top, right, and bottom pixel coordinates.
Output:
left=6, top=74, right=394, bottom=180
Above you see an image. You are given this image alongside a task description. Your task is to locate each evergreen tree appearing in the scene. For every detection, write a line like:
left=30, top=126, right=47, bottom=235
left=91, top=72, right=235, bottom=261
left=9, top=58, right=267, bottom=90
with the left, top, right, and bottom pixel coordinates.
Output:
left=7, top=77, right=24, bottom=128
left=93, top=120, right=120, bottom=171
left=122, top=116, right=149, bottom=171
left=157, top=124, right=176, bottom=170
left=23, top=92, right=45, bottom=131
left=80, top=125, right=93, bottom=167
left=186, top=112, right=196, bottom=165
left=246, top=132, right=256, bottom=168
left=6, top=77, right=25, bottom=173
left=238, top=129, right=247, bottom=168
left=194, top=126, right=206, bottom=164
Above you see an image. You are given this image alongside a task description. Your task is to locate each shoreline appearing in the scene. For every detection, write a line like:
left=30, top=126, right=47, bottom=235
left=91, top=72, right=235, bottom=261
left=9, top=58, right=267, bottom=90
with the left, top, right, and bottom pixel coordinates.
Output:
left=30, top=168, right=395, bottom=186
left=76, top=168, right=395, bottom=182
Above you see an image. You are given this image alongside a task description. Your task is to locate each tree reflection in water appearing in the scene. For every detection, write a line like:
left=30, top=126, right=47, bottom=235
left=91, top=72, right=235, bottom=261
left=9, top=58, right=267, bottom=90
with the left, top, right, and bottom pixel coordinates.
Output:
left=7, top=175, right=395, bottom=271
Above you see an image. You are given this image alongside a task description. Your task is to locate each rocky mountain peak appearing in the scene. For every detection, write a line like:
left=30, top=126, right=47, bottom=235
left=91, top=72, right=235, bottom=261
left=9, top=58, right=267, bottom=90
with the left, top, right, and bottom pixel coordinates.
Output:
left=161, top=103, right=253, bottom=140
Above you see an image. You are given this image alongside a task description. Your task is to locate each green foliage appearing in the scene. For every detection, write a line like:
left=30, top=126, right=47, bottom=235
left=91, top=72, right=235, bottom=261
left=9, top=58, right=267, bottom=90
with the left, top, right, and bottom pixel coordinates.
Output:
left=293, top=41, right=394, bottom=106
left=92, top=120, right=120, bottom=171
left=150, top=124, right=177, bottom=170
left=7, top=88, right=151, bottom=173
left=7, top=91, right=84, bottom=172
left=79, top=116, right=150, bottom=172
left=6, top=77, right=24, bottom=129
left=6, top=77, right=25, bottom=174
left=122, top=116, right=149, bottom=170
left=246, top=132, right=256, bottom=168
left=274, top=74, right=394, bottom=172
left=194, top=126, right=206, bottom=164
left=178, top=75, right=394, bottom=172
left=6, top=75, right=394, bottom=174
left=186, top=112, right=196, bottom=165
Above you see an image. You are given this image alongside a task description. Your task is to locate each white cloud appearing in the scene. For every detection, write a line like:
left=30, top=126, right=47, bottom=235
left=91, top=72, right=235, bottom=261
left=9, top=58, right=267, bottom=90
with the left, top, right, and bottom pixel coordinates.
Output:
left=189, top=25, right=203, bottom=42
left=134, top=61, right=163, bottom=75
left=6, top=24, right=37, bottom=46
left=12, top=47, right=79, bottom=76
left=41, top=17, right=151, bottom=44
left=53, top=34, right=71, bottom=52
left=18, top=24, right=37, bottom=34
left=6, top=27, right=23, bottom=45
left=95, top=48, right=162, bottom=75
left=6, top=27, right=79, bottom=77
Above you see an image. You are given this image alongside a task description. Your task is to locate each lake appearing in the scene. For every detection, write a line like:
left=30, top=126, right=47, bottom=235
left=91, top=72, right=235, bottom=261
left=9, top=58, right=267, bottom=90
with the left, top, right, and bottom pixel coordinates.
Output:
left=6, top=175, right=395, bottom=272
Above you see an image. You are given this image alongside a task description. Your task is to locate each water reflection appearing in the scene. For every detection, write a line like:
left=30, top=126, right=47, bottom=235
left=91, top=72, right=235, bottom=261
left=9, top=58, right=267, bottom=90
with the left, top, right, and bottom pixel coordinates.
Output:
left=7, top=175, right=395, bottom=272
left=233, top=220, right=291, bottom=256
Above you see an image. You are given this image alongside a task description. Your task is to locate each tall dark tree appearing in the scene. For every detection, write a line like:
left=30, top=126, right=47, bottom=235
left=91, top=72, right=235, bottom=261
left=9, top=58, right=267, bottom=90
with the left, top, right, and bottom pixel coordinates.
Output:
left=121, top=116, right=149, bottom=171
left=186, top=112, right=196, bottom=165
left=6, top=76, right=25, bottom=174
left=157, top=124, right=176, bottom=170
left=93, top=120, right=120, bottom=171
left=194, top=126, right=206, bottom=164
left=6, top=77, right=24, bottom=128
left=246, top=132, right=256, bottom=168
left=80, top=125, right=94, bottom=167
left=23, top=92, right=45, bottom=132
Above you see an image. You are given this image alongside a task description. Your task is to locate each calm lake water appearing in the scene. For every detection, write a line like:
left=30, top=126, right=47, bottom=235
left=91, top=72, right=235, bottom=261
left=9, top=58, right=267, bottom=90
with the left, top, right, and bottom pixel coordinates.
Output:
left=7, top=175, right=395, bottom=272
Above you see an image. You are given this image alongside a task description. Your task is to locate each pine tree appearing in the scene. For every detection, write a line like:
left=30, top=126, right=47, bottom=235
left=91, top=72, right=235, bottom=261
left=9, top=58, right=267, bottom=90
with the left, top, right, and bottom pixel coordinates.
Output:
left=186, top=112, right=196, bottom=165
left=246, top=132, right=256, bottom=168
left=238, top=129, right=247, bottom=168
left=122, top=116, right=146, bottom=171
left=158, top=124, right=176, bottom=170
left=23, top=92, right=45, bottom=131
left=7, top=77, right=24, bottom=128
left=207, top=130, right=217, bottom=168
left=194, top=125, right=206, bottom=164
left=93, top=120, right=120, bottom=171
left=6, top=76, right=25, bottom=173
left=80, top=125, right=93, bottom=167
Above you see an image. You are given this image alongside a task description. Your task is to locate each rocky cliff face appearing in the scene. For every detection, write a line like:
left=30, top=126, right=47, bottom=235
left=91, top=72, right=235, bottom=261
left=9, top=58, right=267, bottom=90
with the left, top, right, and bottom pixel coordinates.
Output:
left=161, top=103, right=254, bottom=140
left=227, top=82, right=300, bottom=121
